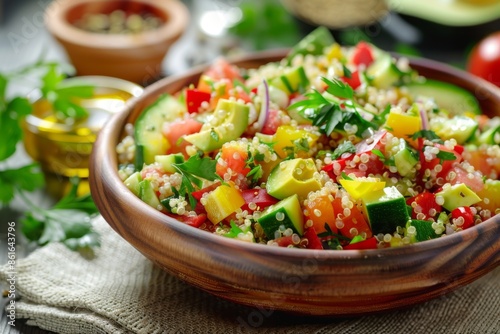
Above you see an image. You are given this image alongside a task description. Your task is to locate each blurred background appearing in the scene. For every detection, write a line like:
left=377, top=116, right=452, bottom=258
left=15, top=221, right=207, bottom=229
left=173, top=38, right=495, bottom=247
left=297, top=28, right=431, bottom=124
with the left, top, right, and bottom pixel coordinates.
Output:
left=1, top=0, right=499, bottom=84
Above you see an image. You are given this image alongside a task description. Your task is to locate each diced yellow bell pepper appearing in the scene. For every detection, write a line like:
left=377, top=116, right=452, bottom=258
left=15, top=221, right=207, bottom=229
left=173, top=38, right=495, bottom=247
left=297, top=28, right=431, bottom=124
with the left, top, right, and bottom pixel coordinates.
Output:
left=339, top=178, right=386, bottom=200
left=326, top=43, right=343, bottom=61
left=204, top=182, right=245, bottom=224
left=273, top=125, right=319, bottom=158
left=385, top=111, right=422, bottom=147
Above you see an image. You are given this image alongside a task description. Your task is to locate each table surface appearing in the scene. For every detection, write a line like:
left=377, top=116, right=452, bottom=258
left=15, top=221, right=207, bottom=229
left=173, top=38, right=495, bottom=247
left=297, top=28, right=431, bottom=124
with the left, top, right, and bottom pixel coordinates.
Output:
left=0, top=0, right=498, bottom=333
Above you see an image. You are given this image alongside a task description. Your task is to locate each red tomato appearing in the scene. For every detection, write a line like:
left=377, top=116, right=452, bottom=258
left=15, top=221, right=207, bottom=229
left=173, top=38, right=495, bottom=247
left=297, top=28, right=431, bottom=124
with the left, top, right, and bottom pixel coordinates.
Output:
left=467, top=32, right=500, bottom=87
left=419, top=143, right=463, bottom=185
left=203, top=58, right=244, bottom=82
left=274, top=236, right=295, bottom=247
left=240, top=188, right=278, bottom=213
left=451, top=207, right=475, bottom=230
left=446, top=165, right=484, bottom=193
left=343, top=236, right=378, bottom=250
left=216, top=145, right=251, bottom=181
left=406, top=191, right=441, bottom=220
left=351, top=42, right=374, bottom=67
left=332, top=198, right=372, bottom=239
left=162, top=117, right=203, bottom=155
left=260, top=108, right=283, bottom=135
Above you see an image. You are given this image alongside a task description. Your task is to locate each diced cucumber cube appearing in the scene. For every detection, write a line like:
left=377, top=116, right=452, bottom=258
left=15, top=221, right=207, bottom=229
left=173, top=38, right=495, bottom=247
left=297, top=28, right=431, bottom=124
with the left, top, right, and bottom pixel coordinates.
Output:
left=257, top=194, right=304, bottom=239
left=360, top=186, right=410, bottom=234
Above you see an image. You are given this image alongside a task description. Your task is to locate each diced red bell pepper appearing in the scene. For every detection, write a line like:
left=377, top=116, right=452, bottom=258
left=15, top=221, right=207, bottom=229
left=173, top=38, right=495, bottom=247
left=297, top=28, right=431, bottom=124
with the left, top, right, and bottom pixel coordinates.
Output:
left=186, top=89, right=211, bottom=113
left=240, top=188, right=278, bottom=213
left=451, top=206, right=475, bottom=230
left=343, top=236, right=378, bottom=250
left=168, top=213, right=207, bottom=228
left=191, top=182, right=221, bottom=201
left=351, top=41, right=374, bottom=67
left=340, top=70, right=361, bottom=89
left=303, top=227, right=323, bottom=250
left=274, top=236, right=295, bottom=247
left=406, top=191, right=441, bottom=220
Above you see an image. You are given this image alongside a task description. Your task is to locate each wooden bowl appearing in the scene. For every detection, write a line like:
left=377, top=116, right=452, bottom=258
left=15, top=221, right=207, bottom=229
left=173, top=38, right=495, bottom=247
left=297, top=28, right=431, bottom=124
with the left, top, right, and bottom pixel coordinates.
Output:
left=45, top=0, right=189, bottom=85
left=89, top=50, right=500, bottom=316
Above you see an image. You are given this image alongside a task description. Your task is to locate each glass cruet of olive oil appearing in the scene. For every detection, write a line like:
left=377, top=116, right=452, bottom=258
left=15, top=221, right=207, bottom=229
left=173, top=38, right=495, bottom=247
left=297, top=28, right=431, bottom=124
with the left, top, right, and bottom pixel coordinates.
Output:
left=23, top=76, right=143, bottom=196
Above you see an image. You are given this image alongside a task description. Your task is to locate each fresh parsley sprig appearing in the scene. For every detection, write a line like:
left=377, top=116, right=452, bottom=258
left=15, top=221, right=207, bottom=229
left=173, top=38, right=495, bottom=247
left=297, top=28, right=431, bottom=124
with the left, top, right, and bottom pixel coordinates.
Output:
left=288, top=77, right=376, bottom=137
left=21, top=177, right=100, bottom=252
left=172, top=153, right=221, bottom=208
left=1, top=61, right=100, bottom=252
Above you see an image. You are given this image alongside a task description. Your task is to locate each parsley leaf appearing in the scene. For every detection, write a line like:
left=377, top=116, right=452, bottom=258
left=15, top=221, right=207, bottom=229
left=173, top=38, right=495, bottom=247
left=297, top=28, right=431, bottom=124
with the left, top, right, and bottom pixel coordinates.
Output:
left=20, top=177, right=100, bottom=251
left=331, top=141, right=356, bottom=160
left=322, top=77, right=354, bottom=99
left=173, top=154, right=220, bottom=208
left=436, top=150, right=457, bottom=163
left=411, top=129, right=442, bottom=143
left=0, top=163, right=44, bottom=205
left=224, top=220, right=244, bottom=239
left=41, top=65, right=94, bottom=121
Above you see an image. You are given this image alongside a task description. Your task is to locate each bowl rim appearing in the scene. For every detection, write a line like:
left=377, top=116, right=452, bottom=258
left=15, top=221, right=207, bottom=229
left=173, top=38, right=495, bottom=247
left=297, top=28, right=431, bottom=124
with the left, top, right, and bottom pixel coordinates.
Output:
left=44, top=0, right=189, bottom=49
left=90, top=49, right=500, bottom=262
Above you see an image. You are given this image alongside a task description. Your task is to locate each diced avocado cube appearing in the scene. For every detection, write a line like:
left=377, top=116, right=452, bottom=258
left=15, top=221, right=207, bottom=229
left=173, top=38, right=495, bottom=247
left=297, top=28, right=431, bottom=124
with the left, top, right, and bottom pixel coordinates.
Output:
left=266, top=158, right=322, bottom=200
left=183, top=99, right=249, bottom=152
left=360, top=186, right=410, bottom=235
left=435, top=183, right=481, bottom=212
left=406, top=220, right=438, bottom=243
left=155, top=153, right=185, bottom=173
left=257, top=194, right=304, bottom=239
left=139, top=179, right=161, bottom=210
left=430, top=115, right=478, bottom=144
left=124, top=171, right=142, bottom=197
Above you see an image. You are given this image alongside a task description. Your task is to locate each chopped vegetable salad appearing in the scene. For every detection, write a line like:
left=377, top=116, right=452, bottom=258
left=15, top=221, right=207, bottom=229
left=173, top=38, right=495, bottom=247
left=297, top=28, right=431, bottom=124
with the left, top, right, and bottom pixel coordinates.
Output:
left=117, top=27, right=500, bottom=250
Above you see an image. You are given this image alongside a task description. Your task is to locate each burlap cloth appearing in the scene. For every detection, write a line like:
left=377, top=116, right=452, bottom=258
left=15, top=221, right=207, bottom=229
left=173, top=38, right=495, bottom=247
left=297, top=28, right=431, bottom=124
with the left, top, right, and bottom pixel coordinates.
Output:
left=1, top=215, right=499, bottom=334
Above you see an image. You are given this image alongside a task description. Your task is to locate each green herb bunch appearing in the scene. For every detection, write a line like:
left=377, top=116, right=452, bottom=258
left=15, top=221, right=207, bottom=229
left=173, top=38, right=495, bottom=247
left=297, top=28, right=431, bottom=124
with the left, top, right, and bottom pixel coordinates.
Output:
left=0, top=61, right=99, bottom=252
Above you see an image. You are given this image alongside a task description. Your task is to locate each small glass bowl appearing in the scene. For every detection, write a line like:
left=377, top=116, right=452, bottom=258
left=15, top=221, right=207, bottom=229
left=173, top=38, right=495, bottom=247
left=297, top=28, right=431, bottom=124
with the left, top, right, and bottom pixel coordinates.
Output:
left=23, top=76, right=143, bottom=181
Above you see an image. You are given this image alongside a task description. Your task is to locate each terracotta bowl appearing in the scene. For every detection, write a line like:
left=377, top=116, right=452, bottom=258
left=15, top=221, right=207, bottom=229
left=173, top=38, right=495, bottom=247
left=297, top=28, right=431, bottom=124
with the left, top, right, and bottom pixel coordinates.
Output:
left=89, top=50, right=500, bottom=316
left=45, top=0, right=189, bottom=85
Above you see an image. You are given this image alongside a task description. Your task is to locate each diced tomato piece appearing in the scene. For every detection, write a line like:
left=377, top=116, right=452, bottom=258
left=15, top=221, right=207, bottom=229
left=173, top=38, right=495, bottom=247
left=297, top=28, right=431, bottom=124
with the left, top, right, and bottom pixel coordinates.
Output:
left=451, top=206, right=475, bottom=230
left=140, top=165, right=167, bottom=180
left=186, top=89, right=211, bottom=113
left=340, top=70, right=361, bottom=89
left=303, top=227, right=324, bottom=250
left=419, top=143, right=463, bottom=187
left=260, top=109, right=283, bottom=135
left=240, top=188, right=278, bottom=213
left=162, top=117, right=203, bottom=156
left=202, top=58, right=244, bottom=82
left=304, top=194, right=338, bottom=234
left=216, top=144, right=251, bottom=181
left=168, top=213, right=207, bottom=228
left=447, top=165, right=484, bottom=193
left=332, top=198, right=372, bottom=239
left=343, top=236, right=378, bottom=250
left=351, top=42, right=374, bottom=67
left=274, top=236, right=295, bottom=247
left=406, top=191, right=441, bottom=220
